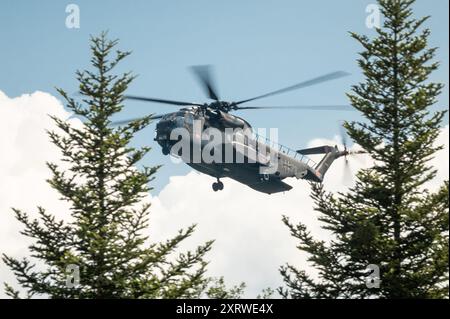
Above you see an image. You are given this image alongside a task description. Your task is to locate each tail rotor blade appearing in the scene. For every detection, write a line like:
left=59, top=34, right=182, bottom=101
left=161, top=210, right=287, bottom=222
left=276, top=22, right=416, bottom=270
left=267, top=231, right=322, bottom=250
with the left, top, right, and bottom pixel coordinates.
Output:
left=343, top=160, right=353, bottom=185
left=350, top=150, right=368, bottom=155
left=349, top=149, right=368, bottom=165
left=339, top=124, right=348, bottom=150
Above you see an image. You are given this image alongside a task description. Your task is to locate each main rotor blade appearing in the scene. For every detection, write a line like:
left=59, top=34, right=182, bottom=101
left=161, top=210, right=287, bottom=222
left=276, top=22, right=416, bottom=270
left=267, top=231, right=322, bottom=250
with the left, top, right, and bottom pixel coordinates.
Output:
left=235, top=105, right=353, bottom=111
left=125, top=95, right=203, bottom=107
left=235, top=71, right=350, bottom=105
left=111, top=114, right=166, bottom=126
left=190, top=65, right=220, bottom=101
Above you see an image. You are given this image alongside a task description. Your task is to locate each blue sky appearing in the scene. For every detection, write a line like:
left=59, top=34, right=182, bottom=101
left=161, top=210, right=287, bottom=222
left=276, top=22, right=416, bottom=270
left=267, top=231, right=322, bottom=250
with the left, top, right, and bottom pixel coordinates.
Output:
left=1, top=0, right=448, bottom=192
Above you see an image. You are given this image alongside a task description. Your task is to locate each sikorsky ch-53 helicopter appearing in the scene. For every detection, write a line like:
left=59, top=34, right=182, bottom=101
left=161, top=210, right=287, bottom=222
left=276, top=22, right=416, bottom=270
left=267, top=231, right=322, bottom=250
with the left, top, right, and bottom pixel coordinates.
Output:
left=114, top=66, right=364, bottom=194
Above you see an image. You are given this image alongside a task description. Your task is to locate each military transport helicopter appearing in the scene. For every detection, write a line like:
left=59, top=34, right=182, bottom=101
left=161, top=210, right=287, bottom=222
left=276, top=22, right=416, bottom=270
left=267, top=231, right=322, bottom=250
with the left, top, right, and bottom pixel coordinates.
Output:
left=114, top=66, right=364, bottom=194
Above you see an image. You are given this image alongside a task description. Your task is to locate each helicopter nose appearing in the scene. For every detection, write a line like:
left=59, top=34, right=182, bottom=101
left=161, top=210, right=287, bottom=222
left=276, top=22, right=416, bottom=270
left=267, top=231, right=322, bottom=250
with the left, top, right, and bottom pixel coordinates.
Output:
left=156, top=119, right=174, bottom=132
left=155, top=119, right=174, bottom=137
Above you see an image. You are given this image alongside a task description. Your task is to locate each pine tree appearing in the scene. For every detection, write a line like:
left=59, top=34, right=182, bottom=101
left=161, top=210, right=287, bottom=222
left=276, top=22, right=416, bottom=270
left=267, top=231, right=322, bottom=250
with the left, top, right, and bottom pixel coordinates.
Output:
left=205, top=277, right=246, bottom=299
left=2, top=32, right=214, bottom=299
left=279, top=0, right=448, bottom=299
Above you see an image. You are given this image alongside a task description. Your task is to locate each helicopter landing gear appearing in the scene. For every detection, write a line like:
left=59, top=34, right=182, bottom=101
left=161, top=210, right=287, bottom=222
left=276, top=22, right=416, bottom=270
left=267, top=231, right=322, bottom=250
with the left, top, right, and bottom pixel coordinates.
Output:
left=212, top=178, right=224, bottom=192
left=162, top=145, right=170, bottom=156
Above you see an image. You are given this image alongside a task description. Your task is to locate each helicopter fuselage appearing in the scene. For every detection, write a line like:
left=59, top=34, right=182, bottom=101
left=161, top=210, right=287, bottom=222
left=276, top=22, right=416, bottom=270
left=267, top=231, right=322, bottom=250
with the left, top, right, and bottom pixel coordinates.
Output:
left=121, top=66, right=352, bottom=193
left=153, top=106, right=325, bottom=194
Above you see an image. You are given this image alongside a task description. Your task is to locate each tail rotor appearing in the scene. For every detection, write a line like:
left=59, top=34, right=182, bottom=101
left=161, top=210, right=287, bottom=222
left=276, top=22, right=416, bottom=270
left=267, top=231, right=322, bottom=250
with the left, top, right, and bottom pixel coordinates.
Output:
left=337, top=124, right=368, bottom=183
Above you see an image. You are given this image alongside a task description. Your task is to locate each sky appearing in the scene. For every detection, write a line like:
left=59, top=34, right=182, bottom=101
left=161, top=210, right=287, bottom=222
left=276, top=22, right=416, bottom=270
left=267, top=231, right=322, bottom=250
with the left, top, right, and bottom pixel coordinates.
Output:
left=0, top=0, right=449, bottom=298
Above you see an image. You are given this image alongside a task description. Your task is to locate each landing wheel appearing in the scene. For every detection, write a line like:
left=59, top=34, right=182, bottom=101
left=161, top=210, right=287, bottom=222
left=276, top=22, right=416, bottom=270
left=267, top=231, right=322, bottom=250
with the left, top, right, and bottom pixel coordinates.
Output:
left=212, top=180, right=224, bottom=192
left=162, top=145, right=170, bottom=155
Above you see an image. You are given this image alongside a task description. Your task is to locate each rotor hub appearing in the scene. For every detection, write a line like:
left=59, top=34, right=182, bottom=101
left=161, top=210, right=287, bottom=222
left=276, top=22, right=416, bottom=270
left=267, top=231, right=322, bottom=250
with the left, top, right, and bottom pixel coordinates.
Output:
left=209, top=101, right=232, bottom=112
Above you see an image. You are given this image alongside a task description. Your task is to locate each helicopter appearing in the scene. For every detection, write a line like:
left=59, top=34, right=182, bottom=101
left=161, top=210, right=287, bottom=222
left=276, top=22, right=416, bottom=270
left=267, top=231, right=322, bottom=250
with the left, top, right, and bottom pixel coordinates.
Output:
left=114, top=66, right=364, bottom=194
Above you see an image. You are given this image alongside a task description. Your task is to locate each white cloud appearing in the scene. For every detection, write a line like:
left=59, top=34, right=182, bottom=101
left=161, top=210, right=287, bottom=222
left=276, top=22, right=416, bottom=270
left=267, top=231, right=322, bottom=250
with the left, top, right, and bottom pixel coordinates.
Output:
left=0, top=90, right=448, bottom=298
left=431, top=125, right=449, bottom=187
left=0, top=91, right=80, bottom=298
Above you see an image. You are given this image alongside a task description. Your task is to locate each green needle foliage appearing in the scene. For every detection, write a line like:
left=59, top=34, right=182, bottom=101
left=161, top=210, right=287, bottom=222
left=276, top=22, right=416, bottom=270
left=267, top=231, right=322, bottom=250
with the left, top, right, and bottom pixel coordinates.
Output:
left=205, top=277, right=246, bottom=299
left=280, top=0, right=448, bottom=299
left=2, top=32, right=214, bottom=299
